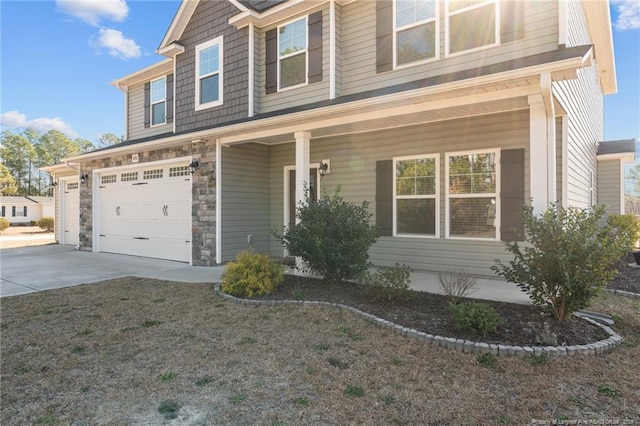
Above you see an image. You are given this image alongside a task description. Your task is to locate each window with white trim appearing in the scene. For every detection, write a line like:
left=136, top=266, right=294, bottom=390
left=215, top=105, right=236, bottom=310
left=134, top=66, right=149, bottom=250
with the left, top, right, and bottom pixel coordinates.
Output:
left=278, top=17, right=307, bottom=89
left=446, top=149, right=499, bottom=239
left=150, top=77, right=166, bottom=125
left=446, top=0, right=498, bottom=55
left=394, top=155, right=439, bottom=236
left=195, top=36, right=223, bottom=110
left=101, top=174, right=117, bottom=184
left=395, top=0, right=437, bottom=66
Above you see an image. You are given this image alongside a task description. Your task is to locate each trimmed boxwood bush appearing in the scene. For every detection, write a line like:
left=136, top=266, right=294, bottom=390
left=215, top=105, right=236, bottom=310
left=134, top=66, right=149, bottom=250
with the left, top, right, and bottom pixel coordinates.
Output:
left=221, top=250, right=284, bottom=297
left=37, top=217, right=54, bottom=232
left=450, top=302, right=505, bottom=336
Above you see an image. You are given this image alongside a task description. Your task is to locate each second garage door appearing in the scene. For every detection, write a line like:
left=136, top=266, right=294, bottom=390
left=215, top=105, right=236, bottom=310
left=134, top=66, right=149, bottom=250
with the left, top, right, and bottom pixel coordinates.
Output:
left=96, top=162, right=192, bottom=262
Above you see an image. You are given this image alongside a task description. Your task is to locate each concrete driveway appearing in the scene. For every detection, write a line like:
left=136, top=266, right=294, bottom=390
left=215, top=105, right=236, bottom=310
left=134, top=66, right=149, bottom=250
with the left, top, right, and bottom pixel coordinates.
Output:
left=0, top=245, right=224, bottom=298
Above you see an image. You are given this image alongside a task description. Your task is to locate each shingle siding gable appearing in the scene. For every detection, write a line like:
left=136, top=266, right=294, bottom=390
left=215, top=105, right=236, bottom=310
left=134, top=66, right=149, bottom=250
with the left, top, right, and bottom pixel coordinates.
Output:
left=175, top=0, right=249, bottom=133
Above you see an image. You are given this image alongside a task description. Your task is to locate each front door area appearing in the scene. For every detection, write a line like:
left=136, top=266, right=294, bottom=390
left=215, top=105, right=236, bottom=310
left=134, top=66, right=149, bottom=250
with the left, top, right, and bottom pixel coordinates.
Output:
left=286, top=167, right=319, bottom=230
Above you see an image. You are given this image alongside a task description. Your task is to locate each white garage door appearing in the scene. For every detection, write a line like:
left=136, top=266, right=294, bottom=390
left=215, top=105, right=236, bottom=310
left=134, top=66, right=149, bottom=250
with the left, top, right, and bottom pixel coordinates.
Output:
left=96, top=162, right=192, bottom=262
left=62, top=180, right=80, bottom=246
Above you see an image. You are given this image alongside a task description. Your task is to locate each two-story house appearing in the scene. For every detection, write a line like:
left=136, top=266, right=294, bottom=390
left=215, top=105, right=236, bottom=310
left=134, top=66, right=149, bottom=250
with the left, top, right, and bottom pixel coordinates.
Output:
left=44, top=0, right=635, bottom=276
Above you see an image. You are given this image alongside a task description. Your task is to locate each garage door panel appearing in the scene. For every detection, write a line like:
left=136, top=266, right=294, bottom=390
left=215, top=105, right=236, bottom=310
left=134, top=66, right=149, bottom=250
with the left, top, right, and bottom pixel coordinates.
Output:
left=96, top=162, right=192, bottom=263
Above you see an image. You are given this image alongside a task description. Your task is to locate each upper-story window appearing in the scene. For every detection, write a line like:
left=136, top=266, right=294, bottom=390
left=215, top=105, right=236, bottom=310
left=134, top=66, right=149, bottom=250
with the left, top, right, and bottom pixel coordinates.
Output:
left=150, top=77, right=166, bottom=126
left=394, top=0, right=437, bottom=67
left=195, top=36, right=223, bottom=110
left=278, top=17, right=307, bottom=89
left=446, top=0, right=498, bottom=55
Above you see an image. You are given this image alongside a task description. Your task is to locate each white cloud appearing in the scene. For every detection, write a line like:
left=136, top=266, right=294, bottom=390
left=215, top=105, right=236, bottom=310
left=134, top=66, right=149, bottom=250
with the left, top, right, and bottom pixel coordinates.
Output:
left=56, top=0, right=128, bottom=26
left=612, top=0, right=640, bottom=31
left=90, top=28, right=141, bottom=60
left=0, top=111, right=79, bottom=139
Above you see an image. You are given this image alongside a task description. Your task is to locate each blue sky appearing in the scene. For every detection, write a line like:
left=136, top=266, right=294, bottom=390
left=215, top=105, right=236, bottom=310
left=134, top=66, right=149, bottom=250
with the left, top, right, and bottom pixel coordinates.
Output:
left=1, top=0, right=639, bottom=158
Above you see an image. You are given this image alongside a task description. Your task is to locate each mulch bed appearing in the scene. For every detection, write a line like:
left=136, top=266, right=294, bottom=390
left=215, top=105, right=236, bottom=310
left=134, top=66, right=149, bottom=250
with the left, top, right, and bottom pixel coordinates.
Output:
left=607, top=252, right=640, bottom=293
left=252, top=275, right=611, bottom=347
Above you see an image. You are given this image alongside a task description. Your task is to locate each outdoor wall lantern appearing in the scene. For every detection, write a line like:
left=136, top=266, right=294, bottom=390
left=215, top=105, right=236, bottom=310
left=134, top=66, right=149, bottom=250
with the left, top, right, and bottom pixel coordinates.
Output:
left=319, top=159, right=330, bottom=178
left=188, top=160, right=200, bottom=174
left=50, top=180, right=58, bottom=188
left=80, top=173, right=89, bottom=185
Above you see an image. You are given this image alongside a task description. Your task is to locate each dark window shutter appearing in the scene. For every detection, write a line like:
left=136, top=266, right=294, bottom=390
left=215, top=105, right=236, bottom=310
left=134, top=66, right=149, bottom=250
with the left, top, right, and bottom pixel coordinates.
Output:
left=376, top=160, right=393, bottom=237
left=24, top=206, right=27, bottom=216
left=1, top=206, right=4, bottom=217
left=265, top=28, right=278, bottom=94
left=500, top=149, right=525, bottom=241
left=166, top=74, right=174, bottom=123
left=143, top=82, right=151, bottom=128
left=12, top=206, right=16, bottom=217
left=376, top=0, right=393, bottom=73
left=308, top=11, right=323, bottom=83
left=500, top=0, right=524, bottom=43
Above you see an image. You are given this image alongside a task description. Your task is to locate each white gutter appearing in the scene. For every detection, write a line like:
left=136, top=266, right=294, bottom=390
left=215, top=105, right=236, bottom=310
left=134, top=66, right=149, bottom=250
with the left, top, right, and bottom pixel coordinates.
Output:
left=62, top=49, right=592, bottom=163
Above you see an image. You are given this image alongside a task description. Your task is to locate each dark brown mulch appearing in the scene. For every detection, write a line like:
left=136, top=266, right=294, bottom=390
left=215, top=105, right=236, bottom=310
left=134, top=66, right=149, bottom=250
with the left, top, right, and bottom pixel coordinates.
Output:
left=252, top=275, right=610, bottom=347
left=608, top=252, right=640, bottom=293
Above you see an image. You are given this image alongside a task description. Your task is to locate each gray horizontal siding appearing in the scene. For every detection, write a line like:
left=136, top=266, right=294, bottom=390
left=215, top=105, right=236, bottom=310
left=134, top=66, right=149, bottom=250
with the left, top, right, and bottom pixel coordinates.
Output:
left=175, top=0, right=249, bottom=133
left=265, top=110, right=531, bottom=276
left=127, top=82, right=173, bottom=140
left=553, top=64, right=602, bottom=208
left=340, top=0, right=559, bottom=96
left=598, top=159, right=622, bottom=217
left=221, top=143, right=270, bottom=262
left=565, top=0, right=591, bottom=47
left=256, top=6, right=330, bottom=114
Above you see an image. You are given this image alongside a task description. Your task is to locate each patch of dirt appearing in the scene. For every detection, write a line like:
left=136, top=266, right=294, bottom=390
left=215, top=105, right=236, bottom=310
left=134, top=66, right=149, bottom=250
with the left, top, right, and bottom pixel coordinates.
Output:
left=608, top=252, right=640, bottom=293
left=254, top=275, right=609, bottom=347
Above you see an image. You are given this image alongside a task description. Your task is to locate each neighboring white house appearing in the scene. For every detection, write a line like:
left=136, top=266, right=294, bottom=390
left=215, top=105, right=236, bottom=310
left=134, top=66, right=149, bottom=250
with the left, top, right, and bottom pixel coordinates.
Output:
left=0, top=196, right=54, bottom=225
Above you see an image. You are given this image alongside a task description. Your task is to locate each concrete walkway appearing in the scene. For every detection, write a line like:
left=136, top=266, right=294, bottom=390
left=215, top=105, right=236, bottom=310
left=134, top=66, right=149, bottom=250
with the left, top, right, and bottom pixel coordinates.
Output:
left=0, top=244, right=529, bottom=304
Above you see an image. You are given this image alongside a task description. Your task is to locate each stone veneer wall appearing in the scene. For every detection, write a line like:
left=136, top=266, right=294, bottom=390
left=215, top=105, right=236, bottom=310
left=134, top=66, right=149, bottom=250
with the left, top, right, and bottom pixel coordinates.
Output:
left=77, top=140, right=217, bottom=266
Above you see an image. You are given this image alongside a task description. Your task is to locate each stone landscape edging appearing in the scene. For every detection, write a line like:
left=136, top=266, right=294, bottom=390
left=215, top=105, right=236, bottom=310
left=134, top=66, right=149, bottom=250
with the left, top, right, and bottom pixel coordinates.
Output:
left=214, top=285, right=623, bottom=357
left=604, top=288, right=640, bottom=299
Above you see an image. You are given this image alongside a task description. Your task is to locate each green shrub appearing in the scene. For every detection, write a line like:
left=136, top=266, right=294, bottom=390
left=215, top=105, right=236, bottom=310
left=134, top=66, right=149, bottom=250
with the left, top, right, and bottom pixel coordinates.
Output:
left=221, top=250, right=284, bottom=297
left=360, top=263, right=414, bottom=303
left=492, top=203, right=632, bottom=320
left=37, top=216, right=54, bottom=232
left=450, top=302, right=505, bottom=336
left=0, top=217, right=9, bottom=233
left=274, top=186, right=378, bottom=284
left=607, top=214, right=640, bottom=252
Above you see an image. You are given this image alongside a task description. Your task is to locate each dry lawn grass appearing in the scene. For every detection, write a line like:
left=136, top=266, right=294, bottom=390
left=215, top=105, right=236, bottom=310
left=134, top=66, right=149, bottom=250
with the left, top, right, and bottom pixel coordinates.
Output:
left=1, top=278, right=638, bottom=425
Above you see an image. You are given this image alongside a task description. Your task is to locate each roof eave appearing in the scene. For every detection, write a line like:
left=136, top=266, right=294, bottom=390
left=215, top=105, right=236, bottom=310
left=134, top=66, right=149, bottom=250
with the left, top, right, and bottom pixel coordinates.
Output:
left=582, top=0, right=617, bottom=95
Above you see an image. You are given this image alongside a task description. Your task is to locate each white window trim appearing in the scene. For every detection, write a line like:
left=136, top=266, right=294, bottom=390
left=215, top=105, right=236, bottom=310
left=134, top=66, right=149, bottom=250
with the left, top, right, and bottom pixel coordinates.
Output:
left=445, top=0, right=500, bottom=57
left=195, top=36, right=224, bottom=111
left=445, top=148, right=501, bottom=241
left=277, top=16, right=309, bottom=92
left=150, top=76, right=167, bottom=127
left=393, top=154, right=440, bottom=238
left=393, top=0, right=440, bottom=69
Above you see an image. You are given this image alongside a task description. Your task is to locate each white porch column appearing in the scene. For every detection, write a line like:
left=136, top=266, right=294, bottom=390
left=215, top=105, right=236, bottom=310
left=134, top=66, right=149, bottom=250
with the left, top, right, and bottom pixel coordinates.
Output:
left=294, top=131, right=311, bottom=224
left=529, top=94, right=549, bottom=214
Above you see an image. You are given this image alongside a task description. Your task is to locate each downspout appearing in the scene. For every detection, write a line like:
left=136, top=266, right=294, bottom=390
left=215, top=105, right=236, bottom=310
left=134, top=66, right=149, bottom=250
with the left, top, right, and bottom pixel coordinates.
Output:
left=329, top=0, right=336, bottom=100
left=540, top=72, right=557, bottom=206
left=215, top=138, right=222, bottom=264
left=113, top=82, right=128, bottom=141
left=248, top=23, right=255, bottom=117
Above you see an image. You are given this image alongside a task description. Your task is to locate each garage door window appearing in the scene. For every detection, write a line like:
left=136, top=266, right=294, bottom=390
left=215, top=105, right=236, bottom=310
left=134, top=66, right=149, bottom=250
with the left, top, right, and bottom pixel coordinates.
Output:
left=143, top=169, right=163, bottom=180
left=101, top=174, right=117, bottom=184
left=67, top=182, right=78, bottom=190
left=121, top=172, right=138, bottom=182
left=169, top=166, right=190, bottom=177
